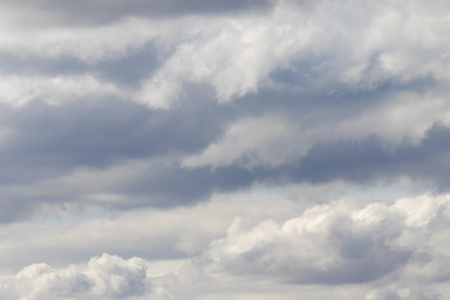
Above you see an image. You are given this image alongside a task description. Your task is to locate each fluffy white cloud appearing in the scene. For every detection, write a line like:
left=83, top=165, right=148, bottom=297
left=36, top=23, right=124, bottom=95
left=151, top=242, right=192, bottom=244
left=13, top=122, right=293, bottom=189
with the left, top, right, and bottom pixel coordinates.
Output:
left=152, top=193, right=450, bottom=299
left=133, top=5, right=314, bottom=108
left=0, top=254, right=150, bottom=300
left=2, top=191, right=450, bottom=300
left=204, top=200, right=408, bottom=284
left=132, top=0, right=450, bottom=108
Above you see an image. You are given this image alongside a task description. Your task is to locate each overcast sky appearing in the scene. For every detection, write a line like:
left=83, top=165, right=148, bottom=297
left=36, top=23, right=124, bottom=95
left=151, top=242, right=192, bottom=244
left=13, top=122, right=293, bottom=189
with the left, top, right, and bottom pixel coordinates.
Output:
left=1, top=0, right=450, bottom=299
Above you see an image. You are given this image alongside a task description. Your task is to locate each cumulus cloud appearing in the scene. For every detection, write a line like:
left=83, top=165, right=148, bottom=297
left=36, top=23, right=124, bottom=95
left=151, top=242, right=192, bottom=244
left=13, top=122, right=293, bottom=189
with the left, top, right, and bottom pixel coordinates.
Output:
left=0, top=254, right=150, bottom=300
left=1, top=0, right=450, bottom=298
left=0, top=188, right=304, bottom=271
left=2, top=191, right=450, bottom=299
left=152, top=193, right=450, bottom=299
left=204, top=201, right=409, bottom=284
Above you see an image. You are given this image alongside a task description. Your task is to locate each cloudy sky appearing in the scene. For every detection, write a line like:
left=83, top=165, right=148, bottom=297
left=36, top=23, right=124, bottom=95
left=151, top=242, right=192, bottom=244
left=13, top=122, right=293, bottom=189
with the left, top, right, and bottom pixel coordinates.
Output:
left=0, top=0, right=450, bottom=299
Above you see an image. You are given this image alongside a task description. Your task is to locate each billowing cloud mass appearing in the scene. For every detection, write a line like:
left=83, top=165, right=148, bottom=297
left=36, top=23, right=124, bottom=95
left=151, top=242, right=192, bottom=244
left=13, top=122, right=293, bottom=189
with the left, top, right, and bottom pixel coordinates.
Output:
left=1, top=0, right=450, bottom=299
left=0, top=254, right=150, bottom=300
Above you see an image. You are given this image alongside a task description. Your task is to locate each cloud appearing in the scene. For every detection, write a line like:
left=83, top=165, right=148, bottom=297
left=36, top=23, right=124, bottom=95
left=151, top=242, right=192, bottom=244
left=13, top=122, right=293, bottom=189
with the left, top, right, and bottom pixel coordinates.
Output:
left=0, top=254, right=150, bottom=300
left=152, top=193, right=450, bottom=299
left=294, top=122, right=450, bottom=188
left=0, top=0, right=274, bottom=28
left=0, top=190, right=301, bottom=271
left=2, top=192, right=450, bottom=299
left=0, top=75, right=122, bottom=107
left=203, top=201, right=409, bottom=284
left=182, top=114, right=302, bottom=169
left=133, top=3, right=315, bottom=108
left=133, top=0, right=450, bottom=107
left=0, top=0, right=450, bottom=298
left=1, top=94, right=449, bottom=222
left=181, top=89, right=450, bottom=171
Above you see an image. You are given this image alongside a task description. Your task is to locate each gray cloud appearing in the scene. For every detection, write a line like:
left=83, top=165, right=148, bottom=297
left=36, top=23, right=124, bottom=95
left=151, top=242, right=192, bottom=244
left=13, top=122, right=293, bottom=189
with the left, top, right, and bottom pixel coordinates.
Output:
left=0, top=0, right=450, bottom=298
left=2, top=0, right=274, bottom=27
left=1, top=94, right=449, bottom=222
left=293, top=122, right=450, bottom=188
left=0, top=40, right=164, bottom=90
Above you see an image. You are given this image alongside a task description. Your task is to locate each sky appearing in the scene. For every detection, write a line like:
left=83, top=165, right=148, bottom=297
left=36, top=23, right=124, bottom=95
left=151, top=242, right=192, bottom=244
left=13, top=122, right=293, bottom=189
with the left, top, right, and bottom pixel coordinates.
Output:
left=0, top=0, right=450, bottom=299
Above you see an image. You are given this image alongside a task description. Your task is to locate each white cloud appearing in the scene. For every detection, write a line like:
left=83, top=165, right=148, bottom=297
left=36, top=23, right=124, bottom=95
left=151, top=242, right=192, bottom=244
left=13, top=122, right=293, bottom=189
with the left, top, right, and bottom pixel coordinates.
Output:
left=0, top=0, right=449, bottom=109
left=337, top=91, right=450, bottom=146
left=2, top=190, right=450, bottom=299
left=133, top=0, right=450, bottom=108
left=151, top=193, right=450, bottom=299
left=133, top=4, right=314, bottom=108
left=394, top=193, right=449, bottom=228
left=182, top=115, right=305, bottom=169
left=204, top=199, right=408, bottom=284
left=0, top=75, right=122, bottom=107
left=0, top=254, right=150, bottom=300
left=182, top=89, right=450, bottom=170
left=0, top=185, right=302, bottom=270
left=1, top=1, right=450, bottom=299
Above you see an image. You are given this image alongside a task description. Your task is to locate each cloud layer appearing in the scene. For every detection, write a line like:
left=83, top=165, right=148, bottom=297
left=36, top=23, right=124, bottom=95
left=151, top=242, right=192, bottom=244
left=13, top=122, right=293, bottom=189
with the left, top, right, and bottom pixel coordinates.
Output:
left=1, top=0, right=450, bottom=299
left=3, top=193, right=450, bottom=299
